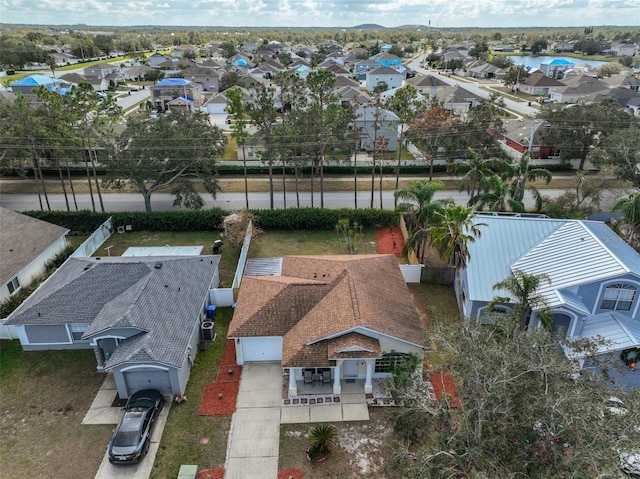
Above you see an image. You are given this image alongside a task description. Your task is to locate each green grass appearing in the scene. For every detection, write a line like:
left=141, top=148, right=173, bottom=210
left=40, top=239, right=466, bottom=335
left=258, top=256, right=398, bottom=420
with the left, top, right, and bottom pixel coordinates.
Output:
left=248, top=229, right=377, bottom=258
left=150, top=308, right=233, bottom=478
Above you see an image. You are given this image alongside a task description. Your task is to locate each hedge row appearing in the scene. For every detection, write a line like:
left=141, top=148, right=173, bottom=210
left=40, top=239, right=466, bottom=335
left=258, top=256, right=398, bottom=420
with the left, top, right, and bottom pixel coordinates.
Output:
left=249, top=207, right=396, bottom=230
left=10, top=162, right=575, bottom=179
left=25, top=207, right=396, bottom=234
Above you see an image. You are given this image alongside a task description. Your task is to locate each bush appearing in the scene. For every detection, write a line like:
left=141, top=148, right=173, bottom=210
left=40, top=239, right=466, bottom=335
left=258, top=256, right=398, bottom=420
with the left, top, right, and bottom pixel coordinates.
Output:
left=250, top=208, right=395, bottom=230
left=45, top=245, right=75, bottom=272
left=111, top=209, right=228, bottom=232
left=23, top=210, right=110, bottom=234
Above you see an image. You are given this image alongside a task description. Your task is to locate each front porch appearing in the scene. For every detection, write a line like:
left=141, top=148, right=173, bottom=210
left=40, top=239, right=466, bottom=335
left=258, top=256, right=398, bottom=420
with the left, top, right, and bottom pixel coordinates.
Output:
left=285, top=358, right=379, bottom=398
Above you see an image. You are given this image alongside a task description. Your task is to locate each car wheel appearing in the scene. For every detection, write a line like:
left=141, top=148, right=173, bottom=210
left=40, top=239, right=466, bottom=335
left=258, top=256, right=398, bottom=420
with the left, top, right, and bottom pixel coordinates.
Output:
left=144, top=439, right=150, bottom=456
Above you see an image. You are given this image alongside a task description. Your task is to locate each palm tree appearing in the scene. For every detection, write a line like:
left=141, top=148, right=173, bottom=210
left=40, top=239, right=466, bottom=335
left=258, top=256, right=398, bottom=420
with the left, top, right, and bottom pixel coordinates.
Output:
left=509, top=152, right=552, bottom=211
left=489, top=270, right=552, bottom=330
left=308, top=424, right=337, bottom=461
left=394, top=180, right=445, bottom=263
left=612, top=191, right=640, bottom=250
left=469, top=174, right=524, bottom=212
left=428, top=204, right=486, bottom=314
left=459, top=148, right=494, bottom=200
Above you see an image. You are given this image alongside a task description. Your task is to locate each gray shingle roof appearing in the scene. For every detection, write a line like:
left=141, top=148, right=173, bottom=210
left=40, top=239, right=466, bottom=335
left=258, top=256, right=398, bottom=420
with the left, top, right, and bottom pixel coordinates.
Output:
left=6, top=256, right=219, bottom=369
left=0, top=208, right=69, bottom=285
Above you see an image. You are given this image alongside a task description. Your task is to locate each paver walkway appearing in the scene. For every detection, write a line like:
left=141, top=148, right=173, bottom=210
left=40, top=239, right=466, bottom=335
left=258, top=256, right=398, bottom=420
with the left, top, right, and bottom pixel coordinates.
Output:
left=225, top=362, right=282, bottom=479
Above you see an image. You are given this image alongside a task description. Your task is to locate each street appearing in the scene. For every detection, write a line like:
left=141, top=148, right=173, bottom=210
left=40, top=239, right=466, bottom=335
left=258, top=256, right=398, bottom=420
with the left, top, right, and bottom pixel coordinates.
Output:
left=0, top=188, right=624, bottom=213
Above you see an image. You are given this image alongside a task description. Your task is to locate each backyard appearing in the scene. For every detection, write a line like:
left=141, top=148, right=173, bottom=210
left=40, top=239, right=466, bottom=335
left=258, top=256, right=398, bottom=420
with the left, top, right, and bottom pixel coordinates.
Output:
left=0, top=227, right=458, bottom=478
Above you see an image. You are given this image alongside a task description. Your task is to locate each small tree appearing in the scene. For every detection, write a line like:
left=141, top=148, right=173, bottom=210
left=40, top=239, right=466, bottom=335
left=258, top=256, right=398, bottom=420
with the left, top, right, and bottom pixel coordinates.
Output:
left=220, top=210, right=263, bottom=251
left=335, top=218, right=363, bottom=254
left=307, top=424, right=336, bottom=462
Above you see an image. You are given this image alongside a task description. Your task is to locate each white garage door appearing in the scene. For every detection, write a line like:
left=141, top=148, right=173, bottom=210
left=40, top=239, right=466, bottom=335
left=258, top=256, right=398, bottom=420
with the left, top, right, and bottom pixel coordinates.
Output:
left=123, top=369, right=172, bottom=395
left=242, top=337, right=283, bottom=362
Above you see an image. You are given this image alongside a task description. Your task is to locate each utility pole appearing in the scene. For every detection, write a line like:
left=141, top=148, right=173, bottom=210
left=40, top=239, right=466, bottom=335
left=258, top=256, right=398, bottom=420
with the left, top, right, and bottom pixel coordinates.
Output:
left=527, top=120, right=538, bottom=152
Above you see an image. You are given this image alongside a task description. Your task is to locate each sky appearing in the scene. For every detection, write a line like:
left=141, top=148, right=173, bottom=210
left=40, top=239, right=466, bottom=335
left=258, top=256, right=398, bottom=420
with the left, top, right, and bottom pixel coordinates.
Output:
left=1, top=0, right=639, bottom=28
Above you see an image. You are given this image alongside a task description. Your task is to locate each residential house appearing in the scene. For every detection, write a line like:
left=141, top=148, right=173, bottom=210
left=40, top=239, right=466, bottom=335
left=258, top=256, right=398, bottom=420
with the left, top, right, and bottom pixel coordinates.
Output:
left=10, top=75, right=72, bottom=96
left=540, top=59, right=574, bottom=79
left=323, top=62, right=351, bottom=77
left=5, top=256, right=221, bottom=398
left=181, top=64, right=220, bottom=92
left=550, top=75, right=609, bottom=103
left=334, top=76, right=361, bottom=89
left=434, top=85, right=482, bottom=115
left=464, top=60, right=508, bottom=80
left=228, top=53, right=253, bottom=68
left=553, top=42, right=575, bottom=53
left=370, top=52, right=403, bottom=69
left=228, top=255, right=424, bottom=397
left=365, top=66, right=404, bottom=92
left=0, top=208, right=69, bottom=303
left=602, top=74, right=640, bottom=93
left=460, top=215, right=640, bottom=361
left=492, top=44, right=515, bottom=52
left=122, top=65, right=152, bottom=82
left=353, top=105, right=399, bottom=151
left=171, top=44, right=198, bottom=59
left=150, top=78, right=204, bottom=112
left=354, top=59, right=381, bottom=81
left=610, top=43, right=637, bottom=57
left=405, top=74, right=449, bottom=96
left=518, top=71, right=565, bottom=96
left=492, top=118, right=554, bottom=160
left=336, top=86, right=371, bottom=108
left=148, top=52, right=171, bottom=68
left=83, top=63, right=119, bottom=79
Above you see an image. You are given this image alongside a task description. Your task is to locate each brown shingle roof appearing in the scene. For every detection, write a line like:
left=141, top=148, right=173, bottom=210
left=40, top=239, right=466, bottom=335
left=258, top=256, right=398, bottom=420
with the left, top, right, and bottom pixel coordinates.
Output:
left=0, top=208, right=69, bottom=285
left=229, top=255, right=424, bottom=368
left=327, top=332, right=381, bottom=359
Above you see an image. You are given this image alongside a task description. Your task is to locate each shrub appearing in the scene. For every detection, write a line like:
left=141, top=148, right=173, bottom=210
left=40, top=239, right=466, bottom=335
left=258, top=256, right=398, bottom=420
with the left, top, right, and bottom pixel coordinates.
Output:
left=111, top=209, right=228, bottom=232
left=23, top=210, right=110, bottom=234
left=250, top=208, right=395, bottom=230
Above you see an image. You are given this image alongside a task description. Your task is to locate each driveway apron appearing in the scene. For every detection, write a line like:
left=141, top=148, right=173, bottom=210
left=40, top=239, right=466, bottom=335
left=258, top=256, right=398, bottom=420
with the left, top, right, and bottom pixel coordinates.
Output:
left=225, top=362, right=283, bottom=479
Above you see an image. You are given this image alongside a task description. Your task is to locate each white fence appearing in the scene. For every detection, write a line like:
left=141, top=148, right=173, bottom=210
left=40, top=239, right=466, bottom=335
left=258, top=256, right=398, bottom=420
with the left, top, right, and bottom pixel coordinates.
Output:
left=71, top=217, right=114, bottom=258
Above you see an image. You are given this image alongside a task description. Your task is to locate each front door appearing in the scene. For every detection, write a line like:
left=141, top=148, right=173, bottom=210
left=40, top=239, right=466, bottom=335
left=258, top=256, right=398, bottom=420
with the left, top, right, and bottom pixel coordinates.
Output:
left=343, top=360, right=358, bottom=378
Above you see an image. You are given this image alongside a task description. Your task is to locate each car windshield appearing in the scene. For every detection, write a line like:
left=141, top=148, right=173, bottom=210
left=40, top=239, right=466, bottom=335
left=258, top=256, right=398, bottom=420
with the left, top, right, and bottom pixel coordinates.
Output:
left=127, top=399, right=154, bottom=409
left=112, top=431, right=139, bottom=447
left=120, top=411, right=144, bottom=433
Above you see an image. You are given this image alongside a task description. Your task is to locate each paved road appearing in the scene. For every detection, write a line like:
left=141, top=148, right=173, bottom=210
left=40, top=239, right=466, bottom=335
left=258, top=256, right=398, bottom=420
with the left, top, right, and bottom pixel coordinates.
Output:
left=408, top=58, right=539, bottom=118
left=0, top=188, right=624, bottom=213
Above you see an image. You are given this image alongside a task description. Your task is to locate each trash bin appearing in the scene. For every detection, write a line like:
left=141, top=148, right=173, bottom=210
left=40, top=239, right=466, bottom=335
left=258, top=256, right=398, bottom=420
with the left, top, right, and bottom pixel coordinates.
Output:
left=212, top=240, right=223, bottom=254
left=206, top=304, right=216, bottom=319
left=201, top=321, right=215, bottom=341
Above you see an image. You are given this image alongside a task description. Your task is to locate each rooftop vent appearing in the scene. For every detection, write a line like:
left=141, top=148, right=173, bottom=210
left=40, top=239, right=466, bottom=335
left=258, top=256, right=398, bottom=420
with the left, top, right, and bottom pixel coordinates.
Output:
left=154, top=262, right=163, bottom=269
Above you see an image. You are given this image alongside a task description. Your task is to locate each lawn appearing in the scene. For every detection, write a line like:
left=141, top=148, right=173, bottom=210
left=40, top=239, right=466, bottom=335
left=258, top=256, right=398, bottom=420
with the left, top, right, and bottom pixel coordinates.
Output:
left=0, top=340, right=113, bottom=479
left=248, top=229, right=377, bottom=258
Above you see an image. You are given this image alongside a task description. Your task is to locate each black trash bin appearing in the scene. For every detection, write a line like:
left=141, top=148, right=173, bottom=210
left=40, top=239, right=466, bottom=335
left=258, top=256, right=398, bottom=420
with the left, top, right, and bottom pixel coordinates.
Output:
left=212, top=240, right=223, bottom=254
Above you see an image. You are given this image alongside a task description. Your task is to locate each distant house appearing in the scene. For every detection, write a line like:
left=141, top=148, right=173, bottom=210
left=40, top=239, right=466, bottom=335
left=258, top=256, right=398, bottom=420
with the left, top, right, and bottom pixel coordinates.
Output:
left=148, top=53, right=171, bottom=68
left=5, top=256, right=221, bottom=399
left=549, top=75, right=609, bottom=103
left=518, top=71, right=565, bottom=96
left=181, top=64, right=220, bottom=92
left=552, top=42, right=575, bottom=53
left=83, top=63, right=119, bottom=79
left=464, top=60, right=508, bottom=80
left=150, top=78, right=204, bottom=112
left=461, top=215, right=640, bottom=362
left=540, top=59, right=574, bottom=79
left=492, top=44, right=515, bottom=52
left=610, top=43, right=637, bottom=57
left=10, top=75, right=72, bottom=96
left=364, top=66, right=404, bottom=91
left=406, top=74, right=449, bottom=96
left=0, top=208, right=69, bottom=303
left=353, top=105, right=399, bottom=151
left=492, top=118, right=553, bottom=160
left=354, top=59, right=381, bottom=81
left=370, top=52, right=403, bottom=68
left=433, top=85, right=482, bottom=115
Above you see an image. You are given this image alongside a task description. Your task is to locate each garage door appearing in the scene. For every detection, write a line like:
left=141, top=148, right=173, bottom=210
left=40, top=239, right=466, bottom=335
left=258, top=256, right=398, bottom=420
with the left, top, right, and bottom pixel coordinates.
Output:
left=123, top=369, right=172, bottom=395
left=242, top=337, right=283, bottom=362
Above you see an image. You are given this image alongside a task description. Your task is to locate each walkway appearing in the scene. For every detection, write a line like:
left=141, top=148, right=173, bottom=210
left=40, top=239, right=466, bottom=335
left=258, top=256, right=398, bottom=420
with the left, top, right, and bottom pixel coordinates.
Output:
left=225, top=362, right=282, bottom=479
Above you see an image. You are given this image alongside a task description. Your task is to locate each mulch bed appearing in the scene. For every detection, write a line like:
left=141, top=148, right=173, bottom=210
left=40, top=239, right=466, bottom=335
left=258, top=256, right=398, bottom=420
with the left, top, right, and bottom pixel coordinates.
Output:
left=375, top=226, right=405, bottom=257
left=197, top=467, right=225, bottom=479
left=429, top=372, right=461, bottom=408
left=199, top=339, right=242, bottom=416
left=278, top=469, right=304, bottom=479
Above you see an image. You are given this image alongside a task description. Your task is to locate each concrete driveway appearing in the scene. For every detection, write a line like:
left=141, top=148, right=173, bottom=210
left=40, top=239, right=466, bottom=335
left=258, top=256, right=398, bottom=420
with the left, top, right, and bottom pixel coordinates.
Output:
left=225, top=363, right=283, bottom=479
left=85, top=374, right=172, bottom=479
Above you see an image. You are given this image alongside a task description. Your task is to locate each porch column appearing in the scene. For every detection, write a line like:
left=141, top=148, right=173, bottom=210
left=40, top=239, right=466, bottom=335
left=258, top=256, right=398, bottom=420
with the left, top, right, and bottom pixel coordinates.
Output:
left=333, top=361, right=342, bottom=395
left=364, top=360, right=375, bottom=394
left=93, top=345, right=105, bottom=372
left=288, top=367, right=298, bottom=398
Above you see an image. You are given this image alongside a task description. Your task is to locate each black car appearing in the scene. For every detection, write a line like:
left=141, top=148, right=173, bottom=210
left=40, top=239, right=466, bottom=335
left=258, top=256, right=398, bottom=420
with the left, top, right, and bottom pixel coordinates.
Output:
left=108, top=389, right=164, bottom=464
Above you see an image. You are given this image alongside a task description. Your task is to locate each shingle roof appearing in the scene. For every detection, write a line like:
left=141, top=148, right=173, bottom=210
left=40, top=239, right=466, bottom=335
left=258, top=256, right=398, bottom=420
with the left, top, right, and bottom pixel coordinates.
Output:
left=6, top=256, right=219, bottom=369
left=229, top=255, right=424, bottom=367
left=0, top=208, right=69, bottom=285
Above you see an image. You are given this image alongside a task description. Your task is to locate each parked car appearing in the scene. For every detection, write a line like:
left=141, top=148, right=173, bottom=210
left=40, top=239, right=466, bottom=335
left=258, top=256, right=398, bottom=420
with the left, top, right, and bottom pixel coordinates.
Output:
left=108, top=389, right=164, bottom=464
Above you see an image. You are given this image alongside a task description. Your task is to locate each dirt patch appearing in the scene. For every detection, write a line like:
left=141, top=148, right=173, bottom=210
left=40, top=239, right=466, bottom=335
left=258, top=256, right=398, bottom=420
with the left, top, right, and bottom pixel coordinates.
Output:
left=375, top=226, right=405, bottom=257
left=279, top=409, right=394, bottom=478
left=278, top=469, right=304, bottom=479
left=197, top=467, right=225, bottom=479
left=428, top=372, right=461, bottom=408
left=199, top=340, right=241, bottom=416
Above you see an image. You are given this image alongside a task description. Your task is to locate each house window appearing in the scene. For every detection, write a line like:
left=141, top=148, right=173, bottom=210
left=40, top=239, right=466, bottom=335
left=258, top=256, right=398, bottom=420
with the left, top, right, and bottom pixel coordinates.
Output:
left=600, top=284, right=636, bottom=311
left=375, top=352, right=409, bottom=373
left=7, top=277, right=20, bottom=294
left=68, top=324, right=88, bottom=341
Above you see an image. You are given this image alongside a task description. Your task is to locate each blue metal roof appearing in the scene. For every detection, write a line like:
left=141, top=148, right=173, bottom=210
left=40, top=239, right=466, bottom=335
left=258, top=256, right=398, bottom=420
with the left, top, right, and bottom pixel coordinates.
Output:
left=547, top=59, right=574, bottom=65
left=12, top=74, right=57, bottom=86
left=156, top=78, right=191, bottom=86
